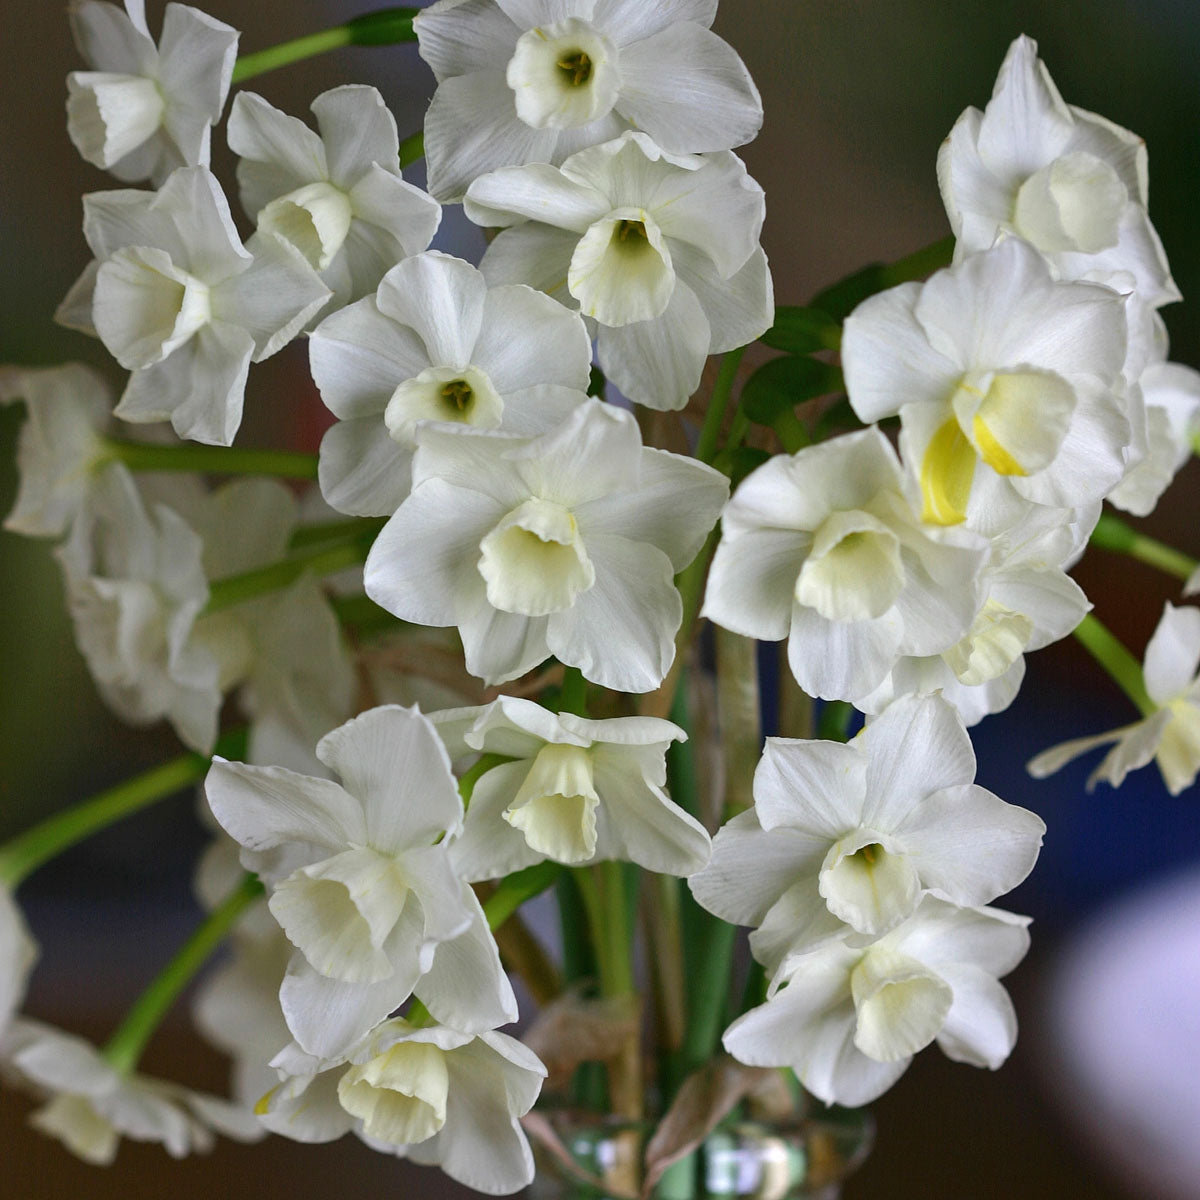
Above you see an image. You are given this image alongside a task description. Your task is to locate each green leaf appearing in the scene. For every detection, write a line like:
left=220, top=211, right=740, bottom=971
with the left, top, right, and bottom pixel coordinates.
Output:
left=741, top=357, right=844, bottom=425
left=760, top=306, right=841, bottom=354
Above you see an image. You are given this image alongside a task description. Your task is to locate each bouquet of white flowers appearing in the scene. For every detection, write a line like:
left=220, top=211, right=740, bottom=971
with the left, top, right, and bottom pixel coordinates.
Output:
left=2, top=5, right=1198, bottom=1196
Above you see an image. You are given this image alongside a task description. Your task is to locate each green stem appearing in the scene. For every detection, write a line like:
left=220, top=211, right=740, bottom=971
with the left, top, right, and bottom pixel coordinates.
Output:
left=204, top=524, right=380, bottom=613
left=695, top=346, right=747, bottom=465
left=102, top=438, right=318, bottom=481
left=103, top=874, right=264, bottom=1075
left=231, top=7, right=419, bottom=83
left=1090, top=511, right=1198, bottom=584
left=399, top=130, right=424, bottom=168
left=816, top=699, right=855, bottom=742
left=458, top=753, right=513, bottom=812
left=558, top=665, right=588, bottom=717
left=1073, top=613, right=1155, bottom=717
left=289, top=517, right=382, bottom=550
left=482, top=861, right=563, bottom=929
left=0, top=729, right=246, bottom=888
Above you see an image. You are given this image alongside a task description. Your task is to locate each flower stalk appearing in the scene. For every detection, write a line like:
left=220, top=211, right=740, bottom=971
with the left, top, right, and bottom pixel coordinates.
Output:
left=103, top=874, right=264, bottom=1075
left=1072, top=612, right=1156, bottom=717
left=1089, top=511, right=1199, bottom=583
left=231, top=7, right=419, bottom=84
left=101, top=438, right=319, bottom=481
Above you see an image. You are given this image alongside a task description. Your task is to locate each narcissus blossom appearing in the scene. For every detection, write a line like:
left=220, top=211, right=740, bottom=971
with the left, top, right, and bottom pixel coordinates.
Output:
left=0, top=363, right=114, bottom=538
left=858, top=501, right=1095, bottom=726
left=702, top=428, right=988, bottom=704
left=1108, top=359, right=1200, bottom=517
left=431, top=696, right=709, bottom=876
left=3, top=1019, right=261, bottom=1163
left=415, top=0, right=762, bottom=201
left=228, top=87, right=441, bottom=315
left=57, top=166, right=330, bottom=445
left=67, top=0, right=238, bottom=186
left=466, top=131, right=772, bottom=409
left=205, top=705, right=515, bottom=1059
left=56, top=467, right=222, bottom=753
left=690, top=696, right=1044, bottom=969
left=724, top=899, right=1031, bottom=1106
left=364, top=400, right=729, bottom=691
left=842, top=238, right=1131, bottom=527
left=0, top=890, right=38, bottom=1040
left=310, top=251, right=591, bottom=516
left=1029, top=602, right=1200, bottom=795
left=259, top=1020, right=545, bottom=1196
left=938, top=35, right=1178, bottom=308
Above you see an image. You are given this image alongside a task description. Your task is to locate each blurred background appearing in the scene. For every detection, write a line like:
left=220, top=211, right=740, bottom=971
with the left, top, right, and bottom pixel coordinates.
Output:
left=1, top=0, right=1199, bottom=1196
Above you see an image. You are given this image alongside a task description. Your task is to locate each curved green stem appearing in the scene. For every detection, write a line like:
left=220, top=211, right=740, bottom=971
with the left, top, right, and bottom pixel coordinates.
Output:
left=103, top=874, right=264, bottom=1075
left=231, top=7, right=419, bottom=84
left=204, top=522, right=381, bottom=613
left=102, top=438, right=318, bottom=481
left=1073, top=613, right=1155, bottom=718
left=1090, top=511, right=1198, bottom=584
left=399, top=129, right=425, bottom=168
left=557, top=665, right=588, bottom=717
left=695, top=347, right=747, bottom=465
left=0, top=729, right=246, bottom=888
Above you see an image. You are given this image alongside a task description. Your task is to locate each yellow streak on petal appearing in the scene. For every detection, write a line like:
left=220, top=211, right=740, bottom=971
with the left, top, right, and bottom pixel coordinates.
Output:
left=920, top=418, right=976, bottom=525
left=973, top=414, right=1026, bottom=477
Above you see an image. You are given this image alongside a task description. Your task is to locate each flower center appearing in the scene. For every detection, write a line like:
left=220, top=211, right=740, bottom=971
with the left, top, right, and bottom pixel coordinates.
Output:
left=338, top=1040, right=450, bottom=1146
left=818, top=832, right=921, bottom=936
left=794, top=506, right=905, bottom=622
left=506, top=19, right=621, bottom=130
left=558, top=49, right=593, bottom=86
left=569, top=207, right=674, bottom=326
left=850, top=947, right=952, bottom=1062
left=258, top=181, right=354, bottom=272
left=478, top=498, right=596, bottom=616
left=1012, top=151, right=1127, bottom=255
left=384, top=364, right=504, bottom=445
left=66, top=73, right=165, bottom=170
left=504, top=742, right=600, bottom=863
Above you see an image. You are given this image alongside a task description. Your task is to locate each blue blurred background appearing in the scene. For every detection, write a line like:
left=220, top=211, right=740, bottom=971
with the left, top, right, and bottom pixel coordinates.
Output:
left=1, top=1, right=1198, bottom=1196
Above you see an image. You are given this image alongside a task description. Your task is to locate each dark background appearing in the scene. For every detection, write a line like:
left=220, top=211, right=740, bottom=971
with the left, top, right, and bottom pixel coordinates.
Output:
left=2, top=1, right=1199, bottom=1196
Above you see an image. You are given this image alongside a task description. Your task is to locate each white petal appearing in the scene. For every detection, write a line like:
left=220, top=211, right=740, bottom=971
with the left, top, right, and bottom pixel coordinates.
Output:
left=592, top=0, right=716, bottom=41
left=857, top=695, right=977, bottom=830
left=364, top=480, right=507, bottom=626
left=935, top=966, right=1019, bottom=1069
left=204, top=758, right=366, bottom=861
left=311, top=85, right=400, bottom=188
left=414, top=0, right=521, bottom=81
left=447, top=761, right=542, bottom=881
left=319, top=417, right=413, bottom=517
left=414, top=889, right=518, bottom=1031
left=596, top=278, right=710, bottom=410
left=1143, top=602, right=1200, bottom=706
left=819, top=834, right=922, bottom=936
left=850, top=947, right=952, bottom=1061
left=465, top=157, right=608, bottom=232
left=591, top=746, right=711, bottom=875
left=702, top=526, right=809, bottom=642
left=70, top=0, right=155, bottom=72
left=688, top=808, right=827, bottom=926
left=577, top=446, right=728, bottom=571
left=0, top=890, right=38, bottom=1035
left=474, top=284, right=592, bottom=393
left=229, top=91, right=328, bottom=219
left=374, top=252, right=488, bottom=372
left=615, top=24, right=761, bottom=153
left=427, top=71, right=559, bottom=203
left=786, top=602, right=901, bottom=703
left=457, top=580, right=552, bottom=686
left=315, top=706, right=462, bottom=853
left=672, top=243, right=774, bottom=354
left=477, top=224, right=578, bottom=308
left=754, top=737, right=866, bottom=836
left=548, top=533, right=679, bottom=692
left=258, top=1070, right=354, bottom=1143
left=343, top=164, right=442, bottom=265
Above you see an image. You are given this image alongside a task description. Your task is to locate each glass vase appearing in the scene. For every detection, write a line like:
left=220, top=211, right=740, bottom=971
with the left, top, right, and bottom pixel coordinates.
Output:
left=527, top=1107, right=873, bottom=1200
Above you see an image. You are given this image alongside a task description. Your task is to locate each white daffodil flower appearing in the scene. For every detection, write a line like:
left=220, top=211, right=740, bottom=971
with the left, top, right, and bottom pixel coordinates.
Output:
left=1108, top=360, right=1200, bottom=517
left=430, top=695, right=710, bottom=876
left=259, top=1019, right=545, bottom=1196
left=415, top=0, right=762, bottom=201
left=0, top=363, right=114, bottom=538
left=67, top=0, right=238, bottom=186
left=465, top=131, right=772, bottom=409
left=1029, top=602, right=1200, bottom=796
left=310, top=251, right=591, bottom=516
left=57, top=166, right=330, bottom=445
left=842, top=238, right=1131, bottom=528
left=364, top=400, right=729, bottom=691
left=858, top=501, right=1096, bottom=726
left=205, top=705, right=515, bottom=1059
left=723, top=898, right=1031, bottom=1107
left=938, top=35, right=1178, bottom=308
left=702, top=428, right=988, bottom=704
left=690, top=695, right=1044, bottom=969
left=56, top=467, right=223, bottom=753
left=228, top=87, right=442, bottom=315
left=0, top=890, right=38, bottom=1040
left=3, top=1019, right=261, bottom=1164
